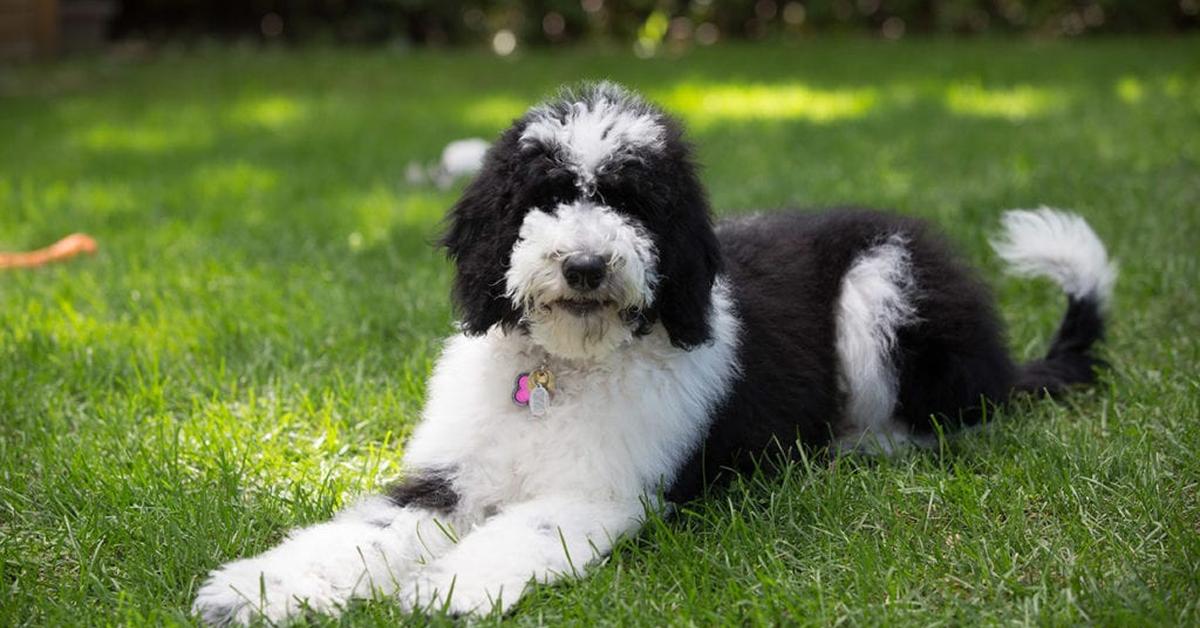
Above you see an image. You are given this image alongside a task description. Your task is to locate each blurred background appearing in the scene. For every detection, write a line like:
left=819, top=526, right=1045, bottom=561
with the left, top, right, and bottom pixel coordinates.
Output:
left=5, top=0, right=1199, bottom=60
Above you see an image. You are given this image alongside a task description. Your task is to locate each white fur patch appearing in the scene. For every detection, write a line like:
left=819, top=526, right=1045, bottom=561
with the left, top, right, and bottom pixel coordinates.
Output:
left=520, top=83, right=664, bottom=193
left=193, top=282, right=742, bottom=623
left=505, top=201, right=658, bottom=360
left=192, top=497, right=448, bottom=625
left=990, top=207, right=1116, bottom=305
left=409, top=279, right=739, bottom=499
left=834, top=236, right=919, bottom=454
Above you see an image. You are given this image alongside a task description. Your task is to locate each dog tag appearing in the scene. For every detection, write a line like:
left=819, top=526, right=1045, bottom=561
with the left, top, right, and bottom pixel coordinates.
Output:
left=514, top=367, right=555, bottom=417
left=529, top=368, right=555, bottom=392
left=529, top=384, right=551, bottom=417
left=529, top=368, right=554, bottom=417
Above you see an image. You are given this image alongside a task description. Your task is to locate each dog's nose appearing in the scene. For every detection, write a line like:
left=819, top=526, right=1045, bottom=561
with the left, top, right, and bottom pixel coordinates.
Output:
left=562, top=254, right=607, bottom=291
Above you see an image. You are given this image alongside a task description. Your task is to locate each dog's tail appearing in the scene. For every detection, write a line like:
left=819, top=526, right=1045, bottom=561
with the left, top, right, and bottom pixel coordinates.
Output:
left=990, top=208, right=1117, bottom=396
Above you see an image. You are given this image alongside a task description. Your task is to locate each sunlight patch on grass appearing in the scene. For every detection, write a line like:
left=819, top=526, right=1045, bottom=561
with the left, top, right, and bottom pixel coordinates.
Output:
left=228, top=95, right=310, bottom=130
left=346, top=184, right=403, bottom=248
left=460, top=95, right=527, bottom=128
left=339, top=186, right=448, bottom=250
left=660, top=83, right=878, bottom=126
left=76, top=121, right=214, bottom=154
left=5, top=291, right=204, bottom=369
left=944, top=84, right=1066, bottom=120
left=1115, top=74, right=1200, bottom=114
left=188, top=161, right=279, bottom=201
left=168, top=392, right=406, bottom=502
left=1116, top=77, right=1145, bottom=105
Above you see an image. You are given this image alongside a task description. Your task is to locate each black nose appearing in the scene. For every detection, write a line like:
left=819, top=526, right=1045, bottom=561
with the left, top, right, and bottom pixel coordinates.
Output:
left=562, top=254, right=607, bottom=291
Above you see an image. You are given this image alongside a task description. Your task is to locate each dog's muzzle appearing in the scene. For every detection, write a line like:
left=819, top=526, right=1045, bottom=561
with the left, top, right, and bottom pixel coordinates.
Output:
left=562, top=253, right=608, bottom=292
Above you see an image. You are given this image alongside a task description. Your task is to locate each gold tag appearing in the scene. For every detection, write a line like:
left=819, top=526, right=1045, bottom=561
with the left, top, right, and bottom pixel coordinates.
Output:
left=529, top=368, right=556, bottom=393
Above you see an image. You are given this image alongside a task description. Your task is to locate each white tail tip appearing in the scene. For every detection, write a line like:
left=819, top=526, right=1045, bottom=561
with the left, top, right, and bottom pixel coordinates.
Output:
left=990, top=207, right=1116, bottom=306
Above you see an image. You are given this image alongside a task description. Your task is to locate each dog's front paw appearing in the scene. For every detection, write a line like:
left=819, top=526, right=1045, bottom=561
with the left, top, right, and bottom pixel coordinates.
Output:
left=192, top=558, right=341, bottom=626
left=400, top=569, right=522, bottom=617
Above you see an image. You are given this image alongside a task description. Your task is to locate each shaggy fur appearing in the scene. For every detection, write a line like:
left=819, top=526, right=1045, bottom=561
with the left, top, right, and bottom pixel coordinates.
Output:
left=193, top=83, right=1115, bottom=625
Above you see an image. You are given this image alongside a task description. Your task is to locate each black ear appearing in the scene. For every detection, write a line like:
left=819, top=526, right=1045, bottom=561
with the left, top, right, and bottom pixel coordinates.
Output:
left=649, top=140, right=723, bottom=349
left=654, top=210, right=722, bottom=349
left=439, top=141, right=525, bottom=335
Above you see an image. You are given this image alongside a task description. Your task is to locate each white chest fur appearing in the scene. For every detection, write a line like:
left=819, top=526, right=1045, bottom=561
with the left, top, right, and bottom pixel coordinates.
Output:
left=403, top=283, right=741, bottom=511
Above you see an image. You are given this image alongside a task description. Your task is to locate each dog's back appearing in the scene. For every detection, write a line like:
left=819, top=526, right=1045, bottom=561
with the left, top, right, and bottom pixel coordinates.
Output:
left=668, top=208, right=1112, bottom=502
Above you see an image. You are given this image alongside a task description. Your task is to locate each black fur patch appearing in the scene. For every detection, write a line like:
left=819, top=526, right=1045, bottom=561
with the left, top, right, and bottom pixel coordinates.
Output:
left=668, top=209, right=1108, bottom=502
left=1014, top=294, right=1106, bottom=396
left=386, top=471, right=459, bottom=513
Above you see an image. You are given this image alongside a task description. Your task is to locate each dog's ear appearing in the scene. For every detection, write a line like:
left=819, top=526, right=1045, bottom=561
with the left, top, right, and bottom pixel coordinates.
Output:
left=653, top=209, right=722, bottom=349
left=644, top=135, right=723, bottom=349
left=440, top=142, right=525, bottom=336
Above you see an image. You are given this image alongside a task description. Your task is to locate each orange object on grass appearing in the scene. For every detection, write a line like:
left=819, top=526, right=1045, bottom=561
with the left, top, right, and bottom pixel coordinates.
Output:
left=0, top=233, right=98, bottom=269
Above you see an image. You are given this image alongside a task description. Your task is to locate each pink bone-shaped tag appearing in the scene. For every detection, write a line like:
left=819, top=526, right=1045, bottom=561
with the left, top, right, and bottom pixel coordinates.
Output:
left=513, top=373, right=532, bottom=406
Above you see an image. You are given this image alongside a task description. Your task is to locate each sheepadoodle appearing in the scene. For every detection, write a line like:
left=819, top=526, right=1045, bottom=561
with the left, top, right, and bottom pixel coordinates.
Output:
left=193, top=82, right=1115, bottom=624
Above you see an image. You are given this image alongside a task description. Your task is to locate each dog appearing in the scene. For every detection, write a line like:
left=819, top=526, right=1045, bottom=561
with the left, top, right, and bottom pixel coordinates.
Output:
left=193, top=82, right=1115, bottom=624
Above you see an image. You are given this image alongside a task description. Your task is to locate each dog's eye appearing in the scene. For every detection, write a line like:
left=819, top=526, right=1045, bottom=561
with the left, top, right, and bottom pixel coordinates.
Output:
left=527, top=171, right=578, bottom=211
left=594, top=182, right=631, bottom=210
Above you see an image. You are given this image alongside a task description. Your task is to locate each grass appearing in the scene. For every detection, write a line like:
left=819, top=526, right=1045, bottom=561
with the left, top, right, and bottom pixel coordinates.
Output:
left=1, top=38, right=1198, bottom=625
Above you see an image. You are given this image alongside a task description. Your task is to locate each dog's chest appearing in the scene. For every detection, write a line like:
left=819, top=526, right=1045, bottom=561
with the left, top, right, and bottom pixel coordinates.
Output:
left=485, top=357, right=696, bottom=493
left=407, top=327, right=739, bottom=499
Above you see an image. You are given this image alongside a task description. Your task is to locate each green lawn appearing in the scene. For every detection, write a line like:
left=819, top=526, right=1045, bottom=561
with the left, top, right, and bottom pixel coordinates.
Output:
left=2, top=38, right=1198, bottom=625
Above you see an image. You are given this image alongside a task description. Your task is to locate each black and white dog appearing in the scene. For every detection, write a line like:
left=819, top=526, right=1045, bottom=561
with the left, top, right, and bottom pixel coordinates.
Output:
left=194, top=82, right=1115, bottom=624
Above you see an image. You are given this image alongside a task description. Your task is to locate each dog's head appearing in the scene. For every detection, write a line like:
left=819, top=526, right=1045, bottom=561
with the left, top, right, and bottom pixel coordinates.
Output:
left=441, top=82, right=721, bottom=360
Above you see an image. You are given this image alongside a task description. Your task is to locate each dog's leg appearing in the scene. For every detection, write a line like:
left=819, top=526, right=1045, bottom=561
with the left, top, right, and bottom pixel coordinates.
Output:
left=192, top=496, right=461, bottom=626
left=399, top=495, right=643, bottom=616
